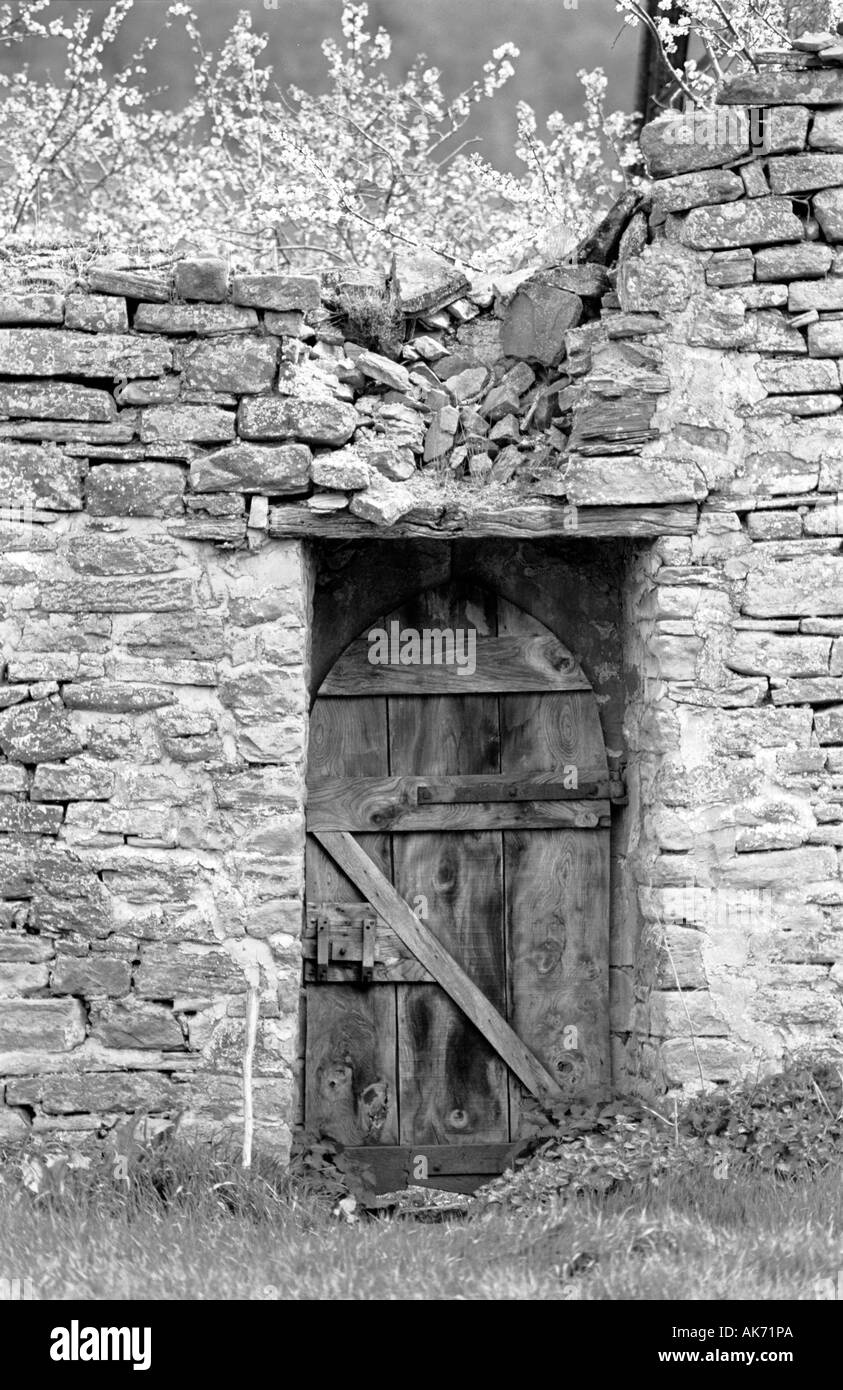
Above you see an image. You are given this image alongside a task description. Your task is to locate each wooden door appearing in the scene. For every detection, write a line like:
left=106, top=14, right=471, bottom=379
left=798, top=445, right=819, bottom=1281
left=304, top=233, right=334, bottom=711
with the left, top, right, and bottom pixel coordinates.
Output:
left=303, top=583, right=610, bottom=1191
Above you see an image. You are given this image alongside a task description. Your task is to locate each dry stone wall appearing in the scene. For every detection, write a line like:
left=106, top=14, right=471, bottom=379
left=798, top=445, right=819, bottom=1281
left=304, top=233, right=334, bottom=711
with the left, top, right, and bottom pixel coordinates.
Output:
left=587, top=48, right=843, bottom=1090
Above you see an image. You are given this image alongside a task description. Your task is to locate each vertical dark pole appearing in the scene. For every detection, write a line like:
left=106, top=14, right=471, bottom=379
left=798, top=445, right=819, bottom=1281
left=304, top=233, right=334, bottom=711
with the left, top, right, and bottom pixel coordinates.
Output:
left=633, top=0, right=691, bottom=129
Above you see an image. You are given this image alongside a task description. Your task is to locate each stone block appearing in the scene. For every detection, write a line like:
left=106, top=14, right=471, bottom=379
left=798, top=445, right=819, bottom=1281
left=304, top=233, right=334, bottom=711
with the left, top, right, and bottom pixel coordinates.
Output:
left=0, top=382, right=115, bottom=421
left=173, top=258, right=229, bottom=303
left=768, top=152, right=843, bottom=193
left=349, top=480, right=415, bottom=525
left=89, top=998, right=185, bottom=1050
left=48, top=576, right=196, bottom=613
left=0, top=444, right=84, bottom=510
left=180, top=338, right=278, bottom=394
left=755, top=357, right=838, bottom=392
left=754, top=243, right=833, bottom=279
left=0, top=294, right=63, bottom=325
left=500, top=283, right=582, bottom=365
left=6, top=1070, right=182, bottom=1113
left=87, top=462, right=186, bottom=518
left=87, top=266, right=170, bottom=300
left=680, top=197, right=804, bottom=250
left=718, top=70, right=843, bottom=106
left=133, top=303, right=258, bottom=335
left=191, top=441, right=310, bottom=493
left=32, top=760, right=115, bottom=801
left=0, top=329, right=171, bottom=377
left=51, top=953, right=131, bottom=997
left=139, top=404, right=235, bottom=444
left=64, top=293, right=129, bottom=333
left=814, top=187, right=843, bottom=240
left=651, top=168, right=743, bottom=213
left=0, top=701, right=82, bottom=763
left=134, top=945, right=247, bottom=1000
left=0, top=998, right=85, bottom=1050
left=231, top=274, right=320, bottom=312
left=238, top=395, right=358, bottom=446
left=640, top=109, right=749, bottom=177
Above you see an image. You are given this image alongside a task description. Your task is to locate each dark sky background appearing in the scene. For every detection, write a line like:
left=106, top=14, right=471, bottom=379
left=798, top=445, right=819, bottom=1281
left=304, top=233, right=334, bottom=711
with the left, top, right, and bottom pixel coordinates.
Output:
left=1, top=0, right=638, bottom=171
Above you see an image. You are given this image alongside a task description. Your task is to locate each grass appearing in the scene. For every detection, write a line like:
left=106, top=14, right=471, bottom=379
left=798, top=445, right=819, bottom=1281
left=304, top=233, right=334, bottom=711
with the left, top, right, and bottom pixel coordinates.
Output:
left=1, top=1144, right=841, bottom=1300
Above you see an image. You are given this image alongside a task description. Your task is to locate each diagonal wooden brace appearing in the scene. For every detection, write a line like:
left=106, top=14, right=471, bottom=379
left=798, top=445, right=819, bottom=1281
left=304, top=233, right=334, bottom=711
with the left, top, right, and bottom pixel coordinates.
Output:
left=313, top=829, right=563, bottom=1104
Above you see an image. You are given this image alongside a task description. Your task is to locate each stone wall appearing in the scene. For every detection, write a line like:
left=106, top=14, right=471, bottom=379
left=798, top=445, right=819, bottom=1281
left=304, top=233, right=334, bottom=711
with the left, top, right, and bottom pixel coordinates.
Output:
left=6, top=45, right=843, bottom=1150
left=586, top=49, right=843, bottom=1089
left=0, top=247, right=618, bottom=1152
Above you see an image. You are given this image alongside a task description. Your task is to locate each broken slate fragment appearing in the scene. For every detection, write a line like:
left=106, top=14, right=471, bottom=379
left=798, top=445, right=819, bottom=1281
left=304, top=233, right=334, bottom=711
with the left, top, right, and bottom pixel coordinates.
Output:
left=813, top=187, right=843, bottom=240
left=355, top=350, right=412, bottom=393
left=349, top=480, right=414, bottom=525
left=500, top=283, right=582, bottom=366
left=705, top=248, right=755, bottom=287
left=536, top=264, right=609, bottom=298
left=423, top=406, right=459, bottom=461
left=445, top=366, right=489, bottom=402
left=356, top=439, right=415, bottom=481
left=311, top=449, right=371, bottom=490
left=87, top=266, right=171, bottom=301
left=393, top=248, right=469, bottom=315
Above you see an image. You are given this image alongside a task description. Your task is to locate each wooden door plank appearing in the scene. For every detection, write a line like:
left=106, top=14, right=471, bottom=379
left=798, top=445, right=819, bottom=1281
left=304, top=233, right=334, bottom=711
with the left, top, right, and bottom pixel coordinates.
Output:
left=304, top=694, right=399, bottom=1143
left=320, top=633, right=591, bottom=696
left=387, top=585, right=511, bottom=1146
left=306, top=778, right=610, bottom=832
left=497, top=598, right=611, bottom=1133
left=314, top=829, right=562, bottom=1104
left=505, top=827, right=610, bottom=1097
left=393, top=831, right=508, bottom=1142
left=304, top=987, right=398, bottom=1146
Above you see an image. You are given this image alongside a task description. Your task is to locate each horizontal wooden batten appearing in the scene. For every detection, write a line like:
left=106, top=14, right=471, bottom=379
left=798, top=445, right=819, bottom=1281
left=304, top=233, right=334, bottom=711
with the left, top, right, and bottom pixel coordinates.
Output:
left=343, top=1143, right=529, bottom=1195
left=319, top=633, right=591, bottom=696
left=415, top=773, right=609, bottom=803
left=306, top=777, right=610, bottom=831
